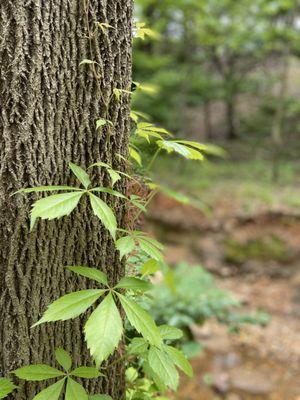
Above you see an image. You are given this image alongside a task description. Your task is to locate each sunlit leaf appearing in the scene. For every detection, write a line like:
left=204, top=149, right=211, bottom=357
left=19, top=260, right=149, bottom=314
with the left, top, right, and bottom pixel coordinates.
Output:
left=67, top=266, right=108, bottom=285
left=65, top=378, right=88, bottom=400
left=30, top=192, right=83, bottom=230
left=32, top=379, right=65, bottom=400
left=117, top=293, right=162, bottom=347
left=116, top=236, right=135, bottom=259
left=84, top=293, right=123, bottom=365
left=69, top=163, right=91, bottom=189
left=141, top=259, right=160, bottom=276
left=115, top=276, right=153, bottom=292
left=55, top=348, right=72, bottom=372
left=164, top=345, right=193, bottom=378
left=14, top=365, right=64, bottom=381
left=0, top=378, right=17, bottom=399
left=33, top=290, right=105, bottom=326
left=89, top=193, right=117, bottom=239
left=148, top=347, right=179, bottom=391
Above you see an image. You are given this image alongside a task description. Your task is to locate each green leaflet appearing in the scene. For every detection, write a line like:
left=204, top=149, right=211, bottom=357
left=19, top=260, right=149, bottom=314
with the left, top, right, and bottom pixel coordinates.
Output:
left=129, top=147, right=142, bottom=166
left=107, top=169, right=121, bottom=187
left=71, top=367, right=101, bottom=379
left=84, top=293, right=123, bottom=365
left=117, top=293, right=162, bottom=348
left=148, top=347, right=179, bottom=391
left=69, top=163, right=91, bottom=189
left=55, top=348, right=72, bottom=371
left=139, top=238, right=163, bottom=261
left=0, top=378, right=17, bottom=399
left=116, top=236, right=135, bottom=259
left=30, top=191, right=83, bottom=230
left=65, top=378, right=88, bottom=400
left=115, top=277, right=153, bottom=292
left=91, top=187, right=127, bottom=199
left=15, top=186, right=82, bottom=194
left=89, top=396, right=112, bottom=400
left=157, top=140, right=204, bottom=161
left=141, top=259, right=159, bottom=276
left=164, top=345, right=193, bottom=378
left=88, top=193, right=117, bottom=239
left=33, top=289, right=105, bottom=326
left=158, top=325, right=183, bottom=341
left=127, top=338, right=149, bottom=355
left=67, top=266, right=108, bottom=285
left=13, top=365, right=64, bottom=381
left=32, top=379, right=65, bottom=400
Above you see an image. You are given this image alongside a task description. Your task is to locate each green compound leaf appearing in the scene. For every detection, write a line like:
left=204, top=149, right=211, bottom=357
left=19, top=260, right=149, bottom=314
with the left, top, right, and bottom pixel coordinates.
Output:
left=164, top=345, right=193, bottom=378
left=30, top=191, right=83, bottom=230
left=55, top=348, right=72, bottom=372
left=33, top=289, right=105, bottom=327
left=148, top=347, right=179, bottom=391
left=115, top=277, right=153, bottom=292
left=89, top=193, right=117, bottom=239
left=71, top=367, right=102, bottom=379
left=67, top=266, right=108, bottom=286
left=116, top=236, right=135, bottom=259
left=117, top=293, right=162, bottom=348
left=65, top=378, right=88, bottom=400
left=0, top=378, right=17, bottom=399
left=158, top=325, right=183, bottom=341
left=69, top=163, right=91, bottom=189
left=14, top=365, right=65, bottom=381
left=84, top=293, right=123, bottom=366
left=32, top=379, right=66, bottom=400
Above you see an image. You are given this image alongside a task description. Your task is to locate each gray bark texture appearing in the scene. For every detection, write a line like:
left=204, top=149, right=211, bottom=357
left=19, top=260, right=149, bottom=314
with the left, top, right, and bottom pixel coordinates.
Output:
left=0, top=0, right=132, bottom=398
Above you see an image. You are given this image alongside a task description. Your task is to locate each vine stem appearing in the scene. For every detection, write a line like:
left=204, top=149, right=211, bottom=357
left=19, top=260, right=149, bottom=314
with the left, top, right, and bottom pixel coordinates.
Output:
left=146, top=148, right=161, bottom=173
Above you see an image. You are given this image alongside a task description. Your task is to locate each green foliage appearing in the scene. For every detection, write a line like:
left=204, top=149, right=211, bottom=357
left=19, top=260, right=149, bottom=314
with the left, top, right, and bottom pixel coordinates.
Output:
left=13, top=349, right=101, bottom=399
left=0, top=378, right=17, bottom=399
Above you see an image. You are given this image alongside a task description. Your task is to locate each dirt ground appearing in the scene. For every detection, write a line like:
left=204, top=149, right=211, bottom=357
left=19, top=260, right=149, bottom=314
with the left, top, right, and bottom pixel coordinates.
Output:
left=146, top=193, right=300, bottom=400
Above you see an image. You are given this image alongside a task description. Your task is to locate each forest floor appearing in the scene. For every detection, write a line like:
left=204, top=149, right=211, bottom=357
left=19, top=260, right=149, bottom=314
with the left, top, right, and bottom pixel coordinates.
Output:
left=146, top=155, right=300, bottom=400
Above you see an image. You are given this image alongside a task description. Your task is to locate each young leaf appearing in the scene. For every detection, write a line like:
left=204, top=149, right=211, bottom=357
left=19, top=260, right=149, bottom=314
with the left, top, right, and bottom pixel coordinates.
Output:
left=139, top=238, right=163, bottom=262
left=148, top=347, right=179, bottom=391
left=65, top=378, right=88, bottom=400
left=15, top=186, right=82, bottom=194
left=14, top=365, right=65, bottom=381
left=141, top=259, right=159, bottom=276
left=117, top=293, right=162, bottom=348
left=116, top=236, right=135, bottom=259
left=88, top=193, right=117, bottom=239
left=158, top=325, right=183, bottom=341
left=67, top=266, right=108, bottom=286
left=129, top=147, right=142, bottom=166
left=33, top=289, right=105, bottom=326
left=164, top=345, right=193, bottom=378
left=32, top=379, right=65, bottom=400
left=31, top=192, right=83, bottom=230
left=71, top=367, right=101, bottom=379
left=55, top=348, right=72, bottom=371
left=91, top=187, right=127, bottom=199
left=79, top=59, right=95, bottom=66
left=84, top=293, right=123, bottom=365
left=115, top=277, right=153, bottom=292
left=127, top=338, right=149, bottom=355
left=96, top=119, right=111, bottom=130
left=69, top=163, right=91, bottom=189
left=0, top=378, right=17, bottom=399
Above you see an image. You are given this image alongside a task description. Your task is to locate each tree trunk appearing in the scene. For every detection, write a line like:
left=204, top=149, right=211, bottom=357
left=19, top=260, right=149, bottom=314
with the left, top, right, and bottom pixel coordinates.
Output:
left=225, top=98, right=238, bottom=140
left=0, top=1, right=132, bottom=399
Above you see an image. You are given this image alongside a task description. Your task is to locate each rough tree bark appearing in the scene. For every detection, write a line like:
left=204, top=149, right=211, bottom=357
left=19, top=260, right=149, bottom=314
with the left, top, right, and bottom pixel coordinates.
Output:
left=0, top=1, right=132, bottom=399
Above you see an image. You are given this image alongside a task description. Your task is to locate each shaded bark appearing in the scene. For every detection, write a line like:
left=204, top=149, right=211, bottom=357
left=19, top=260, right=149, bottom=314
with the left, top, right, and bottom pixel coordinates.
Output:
left=0, top=0, right=132, bottom=398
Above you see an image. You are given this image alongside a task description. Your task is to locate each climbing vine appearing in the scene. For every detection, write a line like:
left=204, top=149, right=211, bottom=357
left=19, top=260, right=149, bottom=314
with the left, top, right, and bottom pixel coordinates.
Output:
left=0, top=12, right=218, bottom=400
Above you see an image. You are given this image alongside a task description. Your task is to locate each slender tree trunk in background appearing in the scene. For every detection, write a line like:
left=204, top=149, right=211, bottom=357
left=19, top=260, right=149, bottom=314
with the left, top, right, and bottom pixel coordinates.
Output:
left=225, top=97, right=238, bottom=140
left=0, top=1, right=132, bottom=399
left=204, top=101, right=213, bottom=140
left=271, top=55, right=290, bottom=182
